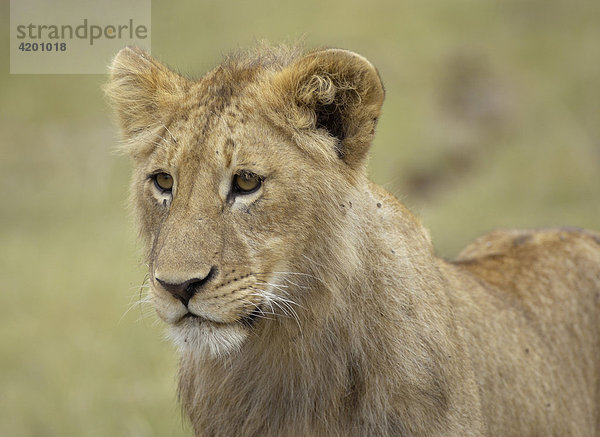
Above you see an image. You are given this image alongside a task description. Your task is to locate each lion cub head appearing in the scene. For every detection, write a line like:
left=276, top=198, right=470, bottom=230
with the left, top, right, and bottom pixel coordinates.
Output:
left=106, top=45, right=384, bottom=357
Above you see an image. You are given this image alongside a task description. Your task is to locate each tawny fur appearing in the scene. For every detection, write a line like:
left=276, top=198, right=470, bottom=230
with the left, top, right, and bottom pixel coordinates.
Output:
left=106, top=44, right=600, bottom=436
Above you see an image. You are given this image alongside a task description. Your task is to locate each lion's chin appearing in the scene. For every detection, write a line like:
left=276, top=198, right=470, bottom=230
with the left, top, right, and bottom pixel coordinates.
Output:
left=166, top=316, right=249, bottom=358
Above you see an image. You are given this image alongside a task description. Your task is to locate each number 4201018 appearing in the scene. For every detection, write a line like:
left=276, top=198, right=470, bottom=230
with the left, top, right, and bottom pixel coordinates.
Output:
left=19, top=42, right=67, bottom=52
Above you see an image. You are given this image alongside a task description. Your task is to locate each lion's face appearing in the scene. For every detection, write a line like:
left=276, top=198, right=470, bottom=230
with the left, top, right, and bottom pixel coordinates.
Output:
left=138, top=107, right=331, bottom=357
left=107, top=46, right=384, bottom=357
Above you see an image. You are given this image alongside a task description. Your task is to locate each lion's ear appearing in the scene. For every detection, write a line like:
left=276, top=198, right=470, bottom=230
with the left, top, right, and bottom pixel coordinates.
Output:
left=272, top=49, right=385, bottom=168
left=105, top=47, right=188, bottom=143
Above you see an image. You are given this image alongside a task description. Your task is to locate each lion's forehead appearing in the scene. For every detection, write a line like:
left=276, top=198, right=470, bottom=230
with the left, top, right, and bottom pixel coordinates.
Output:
left=168, top=105, right=245, bottom=154
left=161, top=108, right=282, bottom=176
left=173, top=70, right=265, bottom=143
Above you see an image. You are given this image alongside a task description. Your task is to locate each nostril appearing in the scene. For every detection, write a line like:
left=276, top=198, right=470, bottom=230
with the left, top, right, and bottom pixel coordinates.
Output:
left=155, top=267, right=217, bottom=307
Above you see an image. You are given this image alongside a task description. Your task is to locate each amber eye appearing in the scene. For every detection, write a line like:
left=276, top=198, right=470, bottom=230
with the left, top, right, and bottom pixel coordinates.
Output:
left=153, top=172, right=173, bottom=192
left=233, top=171, right=262, bottom=194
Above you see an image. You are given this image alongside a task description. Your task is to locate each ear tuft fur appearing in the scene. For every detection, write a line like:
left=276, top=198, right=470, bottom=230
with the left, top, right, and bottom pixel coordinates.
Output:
left=105, top=47, right=189, bottom=148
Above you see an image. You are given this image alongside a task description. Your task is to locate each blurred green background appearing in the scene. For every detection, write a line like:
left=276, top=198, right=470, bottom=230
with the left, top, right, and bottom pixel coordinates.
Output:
left=1, top=0, right=598, bottom=435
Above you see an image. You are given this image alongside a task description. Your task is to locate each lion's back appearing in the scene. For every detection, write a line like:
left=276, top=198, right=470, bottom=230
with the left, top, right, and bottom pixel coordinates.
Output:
left=453, top=227, right=600, bottom=302
left=448, top=227, right=600, bottom=435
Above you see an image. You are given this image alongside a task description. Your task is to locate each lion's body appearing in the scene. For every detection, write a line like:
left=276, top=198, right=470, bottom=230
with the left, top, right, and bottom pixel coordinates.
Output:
left=107, top=44, right=600, bottom=436
left=448, top=228, right=600, bottom=435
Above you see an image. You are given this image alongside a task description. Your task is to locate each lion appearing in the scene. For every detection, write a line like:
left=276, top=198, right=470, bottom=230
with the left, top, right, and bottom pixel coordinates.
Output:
left=106, top=44, right=600, bottom=436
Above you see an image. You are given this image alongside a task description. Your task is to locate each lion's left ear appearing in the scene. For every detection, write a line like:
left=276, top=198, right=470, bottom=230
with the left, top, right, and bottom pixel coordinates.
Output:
left=271, top=49, right=385, bottom=168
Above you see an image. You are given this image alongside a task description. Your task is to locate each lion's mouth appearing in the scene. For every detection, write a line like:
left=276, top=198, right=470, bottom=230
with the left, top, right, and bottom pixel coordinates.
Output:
left=178, top=306, right=262, bottom=328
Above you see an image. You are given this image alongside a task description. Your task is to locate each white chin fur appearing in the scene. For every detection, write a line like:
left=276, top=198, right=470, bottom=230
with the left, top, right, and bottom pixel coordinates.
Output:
left=167, top=320, right=248, bottom=358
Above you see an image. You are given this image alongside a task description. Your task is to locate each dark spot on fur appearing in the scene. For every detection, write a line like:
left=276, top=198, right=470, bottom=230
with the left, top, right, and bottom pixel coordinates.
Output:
left=377, top=202, right=382, bottom=208
left=348, top=201, right=352, bottom=208
left=513, top=234, right=531, bottom=247
left=525, top=348, right=529, bottom=354
left=370, top=117, right=378, bottom=134
left=200, top=116, right=212, bottom=137
left=391, top=249, right=396, bottom=254
left=214, top=83, right=233, bottom=103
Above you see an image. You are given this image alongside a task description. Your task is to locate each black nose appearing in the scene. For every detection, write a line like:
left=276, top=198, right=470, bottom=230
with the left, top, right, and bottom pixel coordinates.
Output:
left=155, top=267, right=216, bottom=307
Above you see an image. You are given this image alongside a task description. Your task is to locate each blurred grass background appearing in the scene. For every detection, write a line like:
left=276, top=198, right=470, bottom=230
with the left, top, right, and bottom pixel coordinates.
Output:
left=1, top=0, right=599, bottom=435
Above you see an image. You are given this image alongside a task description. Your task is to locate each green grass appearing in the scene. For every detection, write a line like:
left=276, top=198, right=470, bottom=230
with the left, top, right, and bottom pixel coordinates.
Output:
left=1, top=0, right=599, bottom=435
left=0, top=122, right=189, bottom=436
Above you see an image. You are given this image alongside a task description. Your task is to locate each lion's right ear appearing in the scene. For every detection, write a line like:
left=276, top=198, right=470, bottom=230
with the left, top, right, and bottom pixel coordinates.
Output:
left=105, top=47, right=188, bottom=145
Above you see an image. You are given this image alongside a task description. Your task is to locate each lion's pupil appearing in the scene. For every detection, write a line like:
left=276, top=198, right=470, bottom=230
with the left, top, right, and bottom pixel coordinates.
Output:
left=235, top=173, right=260, bottom=192
left=156, top=173, right=173, bottom=190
